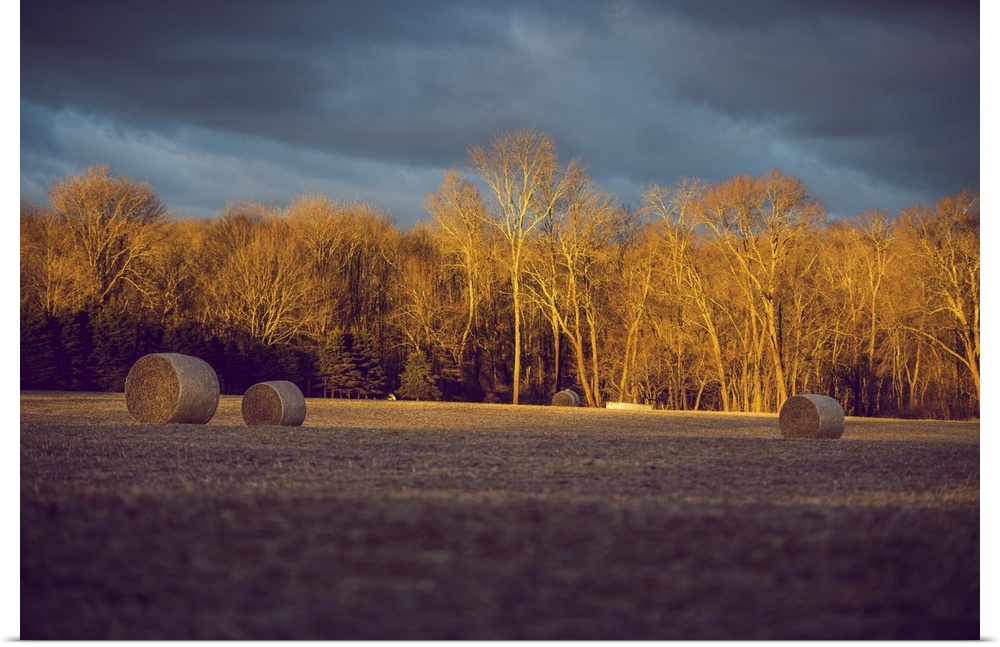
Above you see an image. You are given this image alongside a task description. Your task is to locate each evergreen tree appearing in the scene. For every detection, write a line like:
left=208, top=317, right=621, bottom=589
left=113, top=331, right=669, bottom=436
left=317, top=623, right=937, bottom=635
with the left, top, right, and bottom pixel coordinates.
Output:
left=317, top=333, right=360, bottom=398
left=20, top=309, right=60, bottom=389
left=274, top=343, right=310, bottom=391
left=161, top=321, right=213, bottom=359
left=397, top=351, right=442, bottom=401
left=218, top=338, right=253, bottom=395
left=245, top=341, right=283, bottom=390
left=56, top=308, right=96, bottom=390
left=314, top=331, right=387, bottom=398
left=352, top=331, right=386, bottom=398
left=89, top=307, right=141, bottom=391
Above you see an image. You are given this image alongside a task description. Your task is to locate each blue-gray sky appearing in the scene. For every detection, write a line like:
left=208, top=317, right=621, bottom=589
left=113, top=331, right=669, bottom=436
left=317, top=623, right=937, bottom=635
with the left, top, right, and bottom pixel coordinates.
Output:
left=20, top=0, right=979, bottom=226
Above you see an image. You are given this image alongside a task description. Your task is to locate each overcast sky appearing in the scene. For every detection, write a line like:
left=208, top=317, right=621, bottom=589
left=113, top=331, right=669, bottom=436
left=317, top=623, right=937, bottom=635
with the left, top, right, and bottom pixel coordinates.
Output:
left=20, top=0, right=979, bottom=226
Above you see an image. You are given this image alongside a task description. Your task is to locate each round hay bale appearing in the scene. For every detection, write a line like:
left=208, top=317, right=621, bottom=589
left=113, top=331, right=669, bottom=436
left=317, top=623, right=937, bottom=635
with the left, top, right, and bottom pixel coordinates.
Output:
left=551, top=389, right=581, bottom=407
left=124, top=353, right=220, bottom=424
left=241, top=380, right=306, bottom=426
left=779, top=394, right=845, bottom=439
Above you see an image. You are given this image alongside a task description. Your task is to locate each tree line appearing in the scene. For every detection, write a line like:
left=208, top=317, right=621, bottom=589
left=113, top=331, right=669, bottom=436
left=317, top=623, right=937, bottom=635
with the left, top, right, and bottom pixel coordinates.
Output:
left=19, top=128, right=979, bottom=418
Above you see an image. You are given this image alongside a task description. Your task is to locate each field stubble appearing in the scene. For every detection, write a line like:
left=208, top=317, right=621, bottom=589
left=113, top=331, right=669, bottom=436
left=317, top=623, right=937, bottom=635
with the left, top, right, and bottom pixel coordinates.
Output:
left=21, top=392, right=979, bottom=639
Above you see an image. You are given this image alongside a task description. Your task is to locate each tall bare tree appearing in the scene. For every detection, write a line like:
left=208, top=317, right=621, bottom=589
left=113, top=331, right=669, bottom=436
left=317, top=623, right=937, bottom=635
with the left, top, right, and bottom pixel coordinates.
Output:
left=642, top=179, right=723, bottom=409
left=394, top=224, right=445, bottom=353
left=46, top=164, right=166, bottom=306
left=469, top=128, right=583, bottom=403
left=424, top=169, right=490, bottom=367
left=690, top=171, right=823, bottom=411
left=900, top=191, right=980, bottom=406
left=524, top=176, right=620, bottom=406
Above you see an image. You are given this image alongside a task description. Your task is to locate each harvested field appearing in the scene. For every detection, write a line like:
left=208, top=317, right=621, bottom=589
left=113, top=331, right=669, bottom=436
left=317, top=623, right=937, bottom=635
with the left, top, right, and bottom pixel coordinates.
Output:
left=20, top=392, right=980, bottom=639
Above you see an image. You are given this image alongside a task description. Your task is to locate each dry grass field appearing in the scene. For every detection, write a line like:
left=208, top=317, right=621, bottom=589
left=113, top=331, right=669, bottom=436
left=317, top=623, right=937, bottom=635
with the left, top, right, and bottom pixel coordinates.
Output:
left=20, top=391, right=980, bottom=639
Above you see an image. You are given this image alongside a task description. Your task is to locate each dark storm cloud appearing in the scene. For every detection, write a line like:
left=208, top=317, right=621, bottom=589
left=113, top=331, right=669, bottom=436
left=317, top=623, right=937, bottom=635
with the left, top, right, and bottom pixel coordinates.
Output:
left=22, top=0, right=534, bottom=160
left=641, top=0, right=979, bottom=189
left=20, top=0, right=978, bottom=222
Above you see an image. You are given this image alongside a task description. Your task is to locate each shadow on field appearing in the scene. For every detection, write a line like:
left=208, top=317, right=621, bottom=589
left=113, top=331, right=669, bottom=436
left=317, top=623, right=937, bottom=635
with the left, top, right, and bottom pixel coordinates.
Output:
left=21, top=393, right=979, bottom=640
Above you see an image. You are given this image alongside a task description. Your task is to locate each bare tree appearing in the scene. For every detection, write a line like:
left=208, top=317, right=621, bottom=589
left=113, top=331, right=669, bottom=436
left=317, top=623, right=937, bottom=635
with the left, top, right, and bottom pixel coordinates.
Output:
left=606, top=222, right=663, bottom=405
left=332, top=202, right=399, bottom=340
left=394, top=224, right=446, bottom=353
left=900, top=191, right=980, bottom=406
left=46, top=164, right=166, bottom=306
left=208, top=212, right=318, bottom=347
left=285, top=193, right=350, bottom=340
left=690, top=171, right=823, bottom=411
left=469, top=128, right=582, bottom=404
left=286, top=193, right=350, bottom=274
left=641, top=179, right=724, bottom=409
left=524, top=176, right=620, bottom=407
left=20, top=199, right=90, bottom=315
left=143, top=218, right=205, bottom=330
left=424, top=169, right=490, bottom=366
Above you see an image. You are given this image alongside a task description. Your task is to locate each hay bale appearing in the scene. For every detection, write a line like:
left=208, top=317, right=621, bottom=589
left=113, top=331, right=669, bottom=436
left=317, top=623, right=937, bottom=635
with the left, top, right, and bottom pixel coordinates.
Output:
left=779, top=394, right=845, bottom=439
left=551, top=389, right=581, bottom=407
left=241, top=380, right=306, bottom=426
left=124, top=353, right=220, bottom=424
